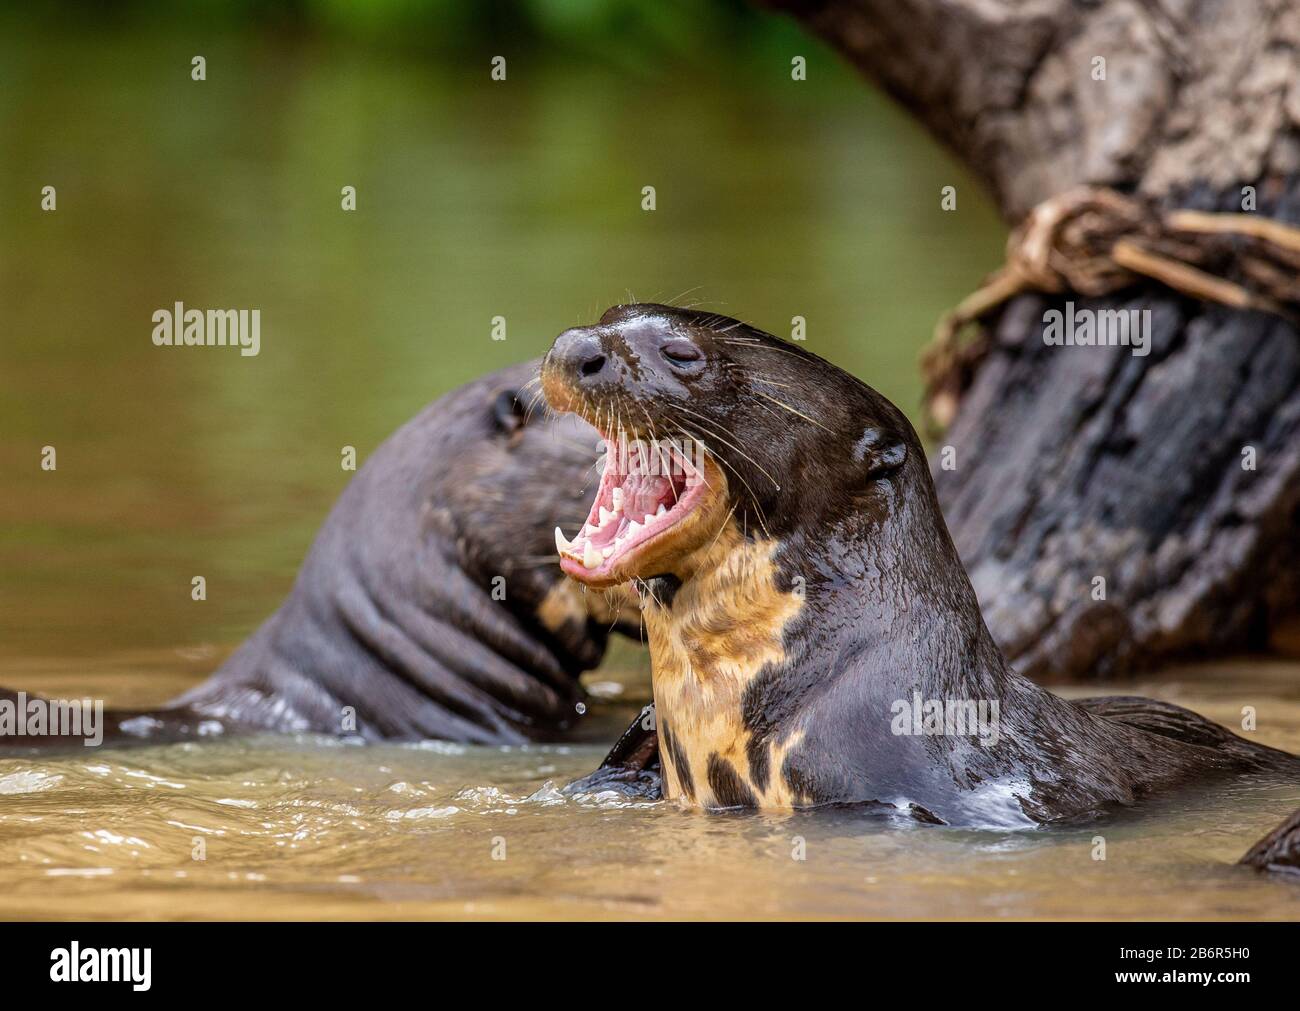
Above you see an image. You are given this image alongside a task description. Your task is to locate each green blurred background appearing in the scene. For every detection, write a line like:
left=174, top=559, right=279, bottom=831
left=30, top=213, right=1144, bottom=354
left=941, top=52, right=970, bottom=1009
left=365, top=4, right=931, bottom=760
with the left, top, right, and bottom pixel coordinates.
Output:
left=0, top=0, right=1004, bottom=662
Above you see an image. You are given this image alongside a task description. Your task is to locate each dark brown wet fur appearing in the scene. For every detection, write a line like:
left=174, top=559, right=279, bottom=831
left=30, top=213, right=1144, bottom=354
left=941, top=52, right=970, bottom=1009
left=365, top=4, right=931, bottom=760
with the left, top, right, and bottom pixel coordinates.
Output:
left=552, top=305, right=1300, bottom=825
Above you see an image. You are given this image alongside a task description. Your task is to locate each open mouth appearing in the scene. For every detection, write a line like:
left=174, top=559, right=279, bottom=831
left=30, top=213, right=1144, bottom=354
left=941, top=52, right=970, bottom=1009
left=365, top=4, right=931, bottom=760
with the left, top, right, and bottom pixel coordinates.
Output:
left=556, top=436, right=710, bottom=584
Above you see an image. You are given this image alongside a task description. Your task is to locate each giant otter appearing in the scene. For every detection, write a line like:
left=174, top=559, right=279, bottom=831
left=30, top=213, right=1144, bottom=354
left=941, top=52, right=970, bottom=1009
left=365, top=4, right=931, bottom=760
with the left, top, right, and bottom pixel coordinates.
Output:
left=543, top=304, right=1299, bottom=826
left=2, top=362, right=636, bottom=750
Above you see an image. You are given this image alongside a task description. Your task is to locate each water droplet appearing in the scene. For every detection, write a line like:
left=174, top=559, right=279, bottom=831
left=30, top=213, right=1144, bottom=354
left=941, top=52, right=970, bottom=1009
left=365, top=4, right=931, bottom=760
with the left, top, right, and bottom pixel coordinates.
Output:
left=575, top=702, right=587, bottom=715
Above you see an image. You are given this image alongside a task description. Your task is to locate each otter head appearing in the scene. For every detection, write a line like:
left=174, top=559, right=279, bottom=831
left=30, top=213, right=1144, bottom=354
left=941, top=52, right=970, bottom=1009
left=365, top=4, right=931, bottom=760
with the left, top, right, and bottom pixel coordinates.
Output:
left=541, top=307, right=733, bottom=589
left=541, top=304, right=921, bottom=592
left=437, top=382, right=639, bottom=667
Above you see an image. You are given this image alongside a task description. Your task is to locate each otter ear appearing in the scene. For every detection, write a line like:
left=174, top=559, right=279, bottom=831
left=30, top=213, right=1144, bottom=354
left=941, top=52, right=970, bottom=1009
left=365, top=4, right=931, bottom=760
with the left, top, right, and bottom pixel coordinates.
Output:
left=853, top=426, right=907, bottom=480
left=492, top=389, right=528, bottom=436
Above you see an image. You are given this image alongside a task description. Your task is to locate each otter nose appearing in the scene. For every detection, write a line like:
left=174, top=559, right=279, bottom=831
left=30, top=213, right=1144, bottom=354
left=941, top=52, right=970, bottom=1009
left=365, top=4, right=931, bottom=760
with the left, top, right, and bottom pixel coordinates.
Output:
left=551, top=328, right=608, bottom=383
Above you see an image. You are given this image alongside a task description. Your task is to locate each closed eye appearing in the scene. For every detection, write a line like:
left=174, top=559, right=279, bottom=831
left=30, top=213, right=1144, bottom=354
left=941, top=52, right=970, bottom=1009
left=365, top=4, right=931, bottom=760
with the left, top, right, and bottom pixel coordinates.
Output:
left=660, top=342, right=702, bottom=367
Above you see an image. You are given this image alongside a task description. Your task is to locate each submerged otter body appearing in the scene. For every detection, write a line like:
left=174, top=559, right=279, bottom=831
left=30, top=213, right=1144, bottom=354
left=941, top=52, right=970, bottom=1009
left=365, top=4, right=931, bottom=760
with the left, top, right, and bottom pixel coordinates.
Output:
left=3, top=361, right=635, bottom=750
left=1241, top=806, right=1300, bottom=874
left=544, top=305, right=1298, bottom=826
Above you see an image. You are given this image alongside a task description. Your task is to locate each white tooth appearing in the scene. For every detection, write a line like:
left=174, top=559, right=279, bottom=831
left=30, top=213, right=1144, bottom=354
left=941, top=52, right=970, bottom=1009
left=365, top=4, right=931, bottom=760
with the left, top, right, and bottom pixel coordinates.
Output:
left=583, top=542, right=601, bottom=568
left=602, top=545, right=615, bottom=558
left=582, top=523, right=596, bottom=539
left=626, top=519, right=642, bottom=538
left=599, top=506, right=614, bottom=526
left=612, top=487, right=624, bottom=511
left=555, top=527, right=572, bottom=554
left=656, top=503, right=667, bottom=517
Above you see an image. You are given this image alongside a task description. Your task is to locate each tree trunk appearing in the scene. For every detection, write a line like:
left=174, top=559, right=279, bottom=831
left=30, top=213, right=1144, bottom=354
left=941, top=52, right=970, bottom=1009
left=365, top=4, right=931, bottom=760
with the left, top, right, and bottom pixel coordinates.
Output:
left=764, top=0, right=1300, bottom=678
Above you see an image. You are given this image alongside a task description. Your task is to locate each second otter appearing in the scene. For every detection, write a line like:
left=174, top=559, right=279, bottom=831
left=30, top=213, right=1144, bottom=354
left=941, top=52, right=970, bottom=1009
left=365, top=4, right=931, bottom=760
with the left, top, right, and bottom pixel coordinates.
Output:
left=543, top=305, right=1297, bottom=826
left=2, top=362, right=638, bottom=750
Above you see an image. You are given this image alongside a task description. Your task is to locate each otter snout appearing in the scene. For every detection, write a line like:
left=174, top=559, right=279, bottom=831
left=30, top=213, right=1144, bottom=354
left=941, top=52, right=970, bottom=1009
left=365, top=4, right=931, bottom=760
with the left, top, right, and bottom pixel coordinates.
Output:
left=542, top=325, right=613, bottom=418
left=549, top=327, right=609, bottom=383
left=542, top=309, right=709, bottom=424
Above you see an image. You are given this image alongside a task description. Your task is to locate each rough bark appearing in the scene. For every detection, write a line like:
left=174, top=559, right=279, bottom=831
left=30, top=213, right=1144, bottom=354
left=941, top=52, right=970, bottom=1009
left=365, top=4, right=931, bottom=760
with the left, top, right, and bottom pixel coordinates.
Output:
left=765, top=0, right=1300, bottom=678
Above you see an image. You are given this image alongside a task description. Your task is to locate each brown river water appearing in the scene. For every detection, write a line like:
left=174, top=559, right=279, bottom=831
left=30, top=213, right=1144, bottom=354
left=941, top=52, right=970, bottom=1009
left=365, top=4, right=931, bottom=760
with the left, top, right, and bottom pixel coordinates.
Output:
left=2, top=652, right=1299, bottom=920
left=1, top=24, right=1298, bottom=920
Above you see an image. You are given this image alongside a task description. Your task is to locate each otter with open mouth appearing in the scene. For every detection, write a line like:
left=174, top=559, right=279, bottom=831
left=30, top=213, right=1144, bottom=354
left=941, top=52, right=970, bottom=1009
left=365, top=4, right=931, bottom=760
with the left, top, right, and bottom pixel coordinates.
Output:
left=543, top=304, right=1299, bottom=826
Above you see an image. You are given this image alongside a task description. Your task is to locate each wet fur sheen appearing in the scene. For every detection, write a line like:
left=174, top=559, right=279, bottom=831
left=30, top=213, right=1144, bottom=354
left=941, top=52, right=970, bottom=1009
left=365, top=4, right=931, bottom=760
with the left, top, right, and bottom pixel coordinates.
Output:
left=548, top=304, right=1299, bottom=826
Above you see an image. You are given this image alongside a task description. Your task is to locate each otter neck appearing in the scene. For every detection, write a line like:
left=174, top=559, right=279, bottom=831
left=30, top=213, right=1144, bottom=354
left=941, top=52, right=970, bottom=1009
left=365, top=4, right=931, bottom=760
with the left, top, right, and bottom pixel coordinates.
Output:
left=793, top=502, right=1016, bottom=706
left=639, top=509, right=1015, bottom=808
left=639, top=519, right=805, bottom=806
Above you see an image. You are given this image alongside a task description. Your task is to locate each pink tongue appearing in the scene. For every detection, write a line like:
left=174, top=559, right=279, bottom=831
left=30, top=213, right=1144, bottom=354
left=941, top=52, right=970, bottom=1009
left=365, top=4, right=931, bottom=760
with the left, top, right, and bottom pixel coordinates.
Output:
left=624, top=474, right=671, bottom=521
left=590, top=521, right=621, bottom=548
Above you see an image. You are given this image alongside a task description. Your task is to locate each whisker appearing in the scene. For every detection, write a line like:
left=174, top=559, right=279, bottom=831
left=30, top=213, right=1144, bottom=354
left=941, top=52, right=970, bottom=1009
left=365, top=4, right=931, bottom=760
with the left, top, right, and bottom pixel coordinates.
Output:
left=634, top=577, right=664, bottom=619
left=522, top=386, right=551, bottom=424
left=668, top=405, right=782, bottom=490
left=636, top=402, right=658, bottom=444
left=674, top=423, right=773, bottom=540
left=665, top=284, right=705, bottom=308
left=753, top=390, right=834, bottom=434
left=717, top=338, right=816, bottom=367
left=699, top=501, right=739, bottom=559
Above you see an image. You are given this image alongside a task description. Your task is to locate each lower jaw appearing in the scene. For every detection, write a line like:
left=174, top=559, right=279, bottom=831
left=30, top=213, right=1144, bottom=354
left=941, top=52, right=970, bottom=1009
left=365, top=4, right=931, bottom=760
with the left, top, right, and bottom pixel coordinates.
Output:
left=560, top=556, right=625, bottom=588
left=559, top=519, right=694, bottom=587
